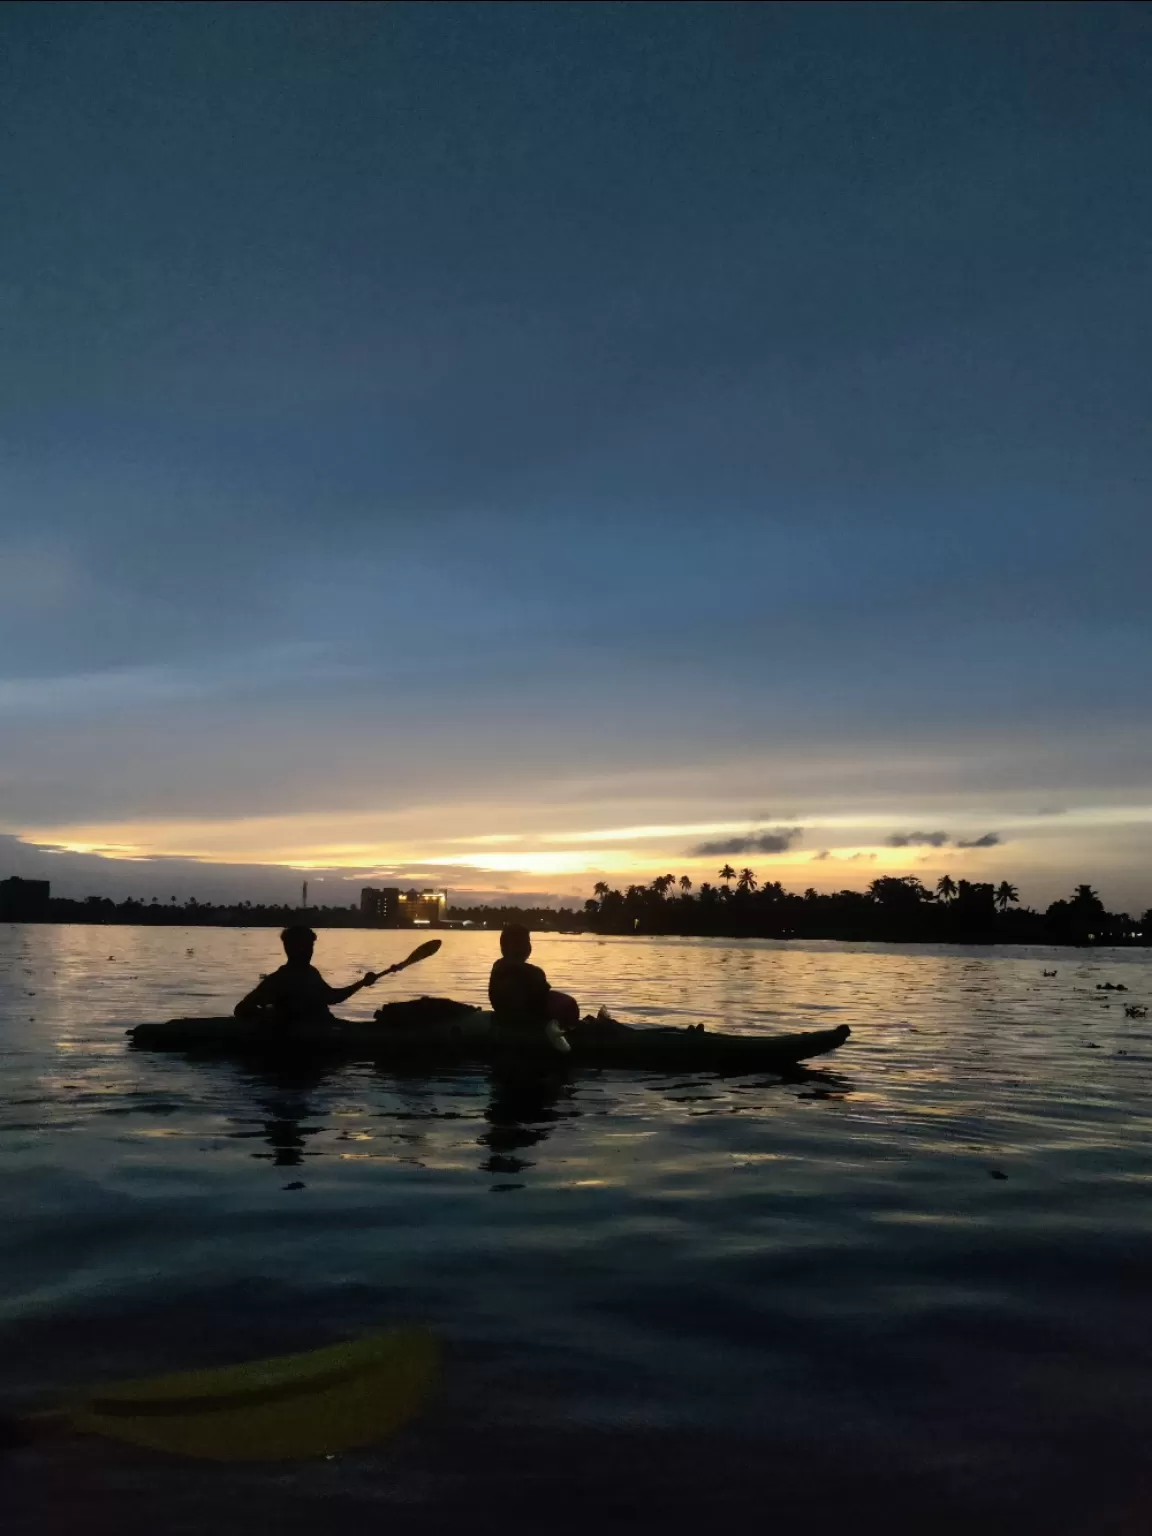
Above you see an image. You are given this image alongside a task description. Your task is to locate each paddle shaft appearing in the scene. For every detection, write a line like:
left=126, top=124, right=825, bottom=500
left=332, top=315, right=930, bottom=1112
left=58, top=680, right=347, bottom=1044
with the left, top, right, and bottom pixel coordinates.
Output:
left=372, top=938, right=441, bottom=982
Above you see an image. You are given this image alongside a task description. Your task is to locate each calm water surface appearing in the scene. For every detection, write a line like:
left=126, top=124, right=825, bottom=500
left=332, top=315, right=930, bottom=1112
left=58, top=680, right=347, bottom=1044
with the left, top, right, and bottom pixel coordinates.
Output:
left=3, top=926, right=1152, bottom=1534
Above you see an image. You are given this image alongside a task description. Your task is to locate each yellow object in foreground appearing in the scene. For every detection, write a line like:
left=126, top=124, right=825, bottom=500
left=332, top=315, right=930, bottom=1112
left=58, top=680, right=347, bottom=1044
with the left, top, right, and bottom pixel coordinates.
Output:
left=53, top=1328, right=438, bottom=1461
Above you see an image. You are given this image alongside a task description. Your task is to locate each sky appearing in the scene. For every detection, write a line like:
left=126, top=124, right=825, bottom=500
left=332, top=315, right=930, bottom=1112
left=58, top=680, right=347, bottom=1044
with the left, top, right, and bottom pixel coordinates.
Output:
left=2, top=1, right=1152, bottom=914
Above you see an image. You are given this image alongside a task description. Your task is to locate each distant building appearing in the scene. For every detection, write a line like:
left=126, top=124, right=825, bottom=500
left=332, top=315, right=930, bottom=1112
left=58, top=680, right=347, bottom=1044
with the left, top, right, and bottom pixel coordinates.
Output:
left=360, top=886, right=447, bottom=926
left=361, top=886, right=402, bottom=925
left=398, top=888, right=447, bottom=925
left=0, top=876, right=50, bottom=920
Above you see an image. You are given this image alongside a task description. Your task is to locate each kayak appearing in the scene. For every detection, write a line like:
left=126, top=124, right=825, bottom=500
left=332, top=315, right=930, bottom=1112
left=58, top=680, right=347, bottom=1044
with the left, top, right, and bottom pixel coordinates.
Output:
left=127, top=996, right=850, bottom=1071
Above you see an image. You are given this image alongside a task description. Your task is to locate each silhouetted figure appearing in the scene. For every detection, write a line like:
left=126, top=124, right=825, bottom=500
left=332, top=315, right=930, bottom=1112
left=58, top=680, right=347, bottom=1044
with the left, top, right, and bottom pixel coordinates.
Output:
left=235, top=926, right=379, bottom=1030
left=488, top=924, right=580, bottom=1039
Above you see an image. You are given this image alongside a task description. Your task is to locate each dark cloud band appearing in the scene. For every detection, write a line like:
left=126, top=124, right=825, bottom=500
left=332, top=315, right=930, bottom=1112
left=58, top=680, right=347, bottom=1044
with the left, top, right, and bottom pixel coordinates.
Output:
left=691, top=828, right=803, bottom=857
left=887, top=830, right=1001, bottom=849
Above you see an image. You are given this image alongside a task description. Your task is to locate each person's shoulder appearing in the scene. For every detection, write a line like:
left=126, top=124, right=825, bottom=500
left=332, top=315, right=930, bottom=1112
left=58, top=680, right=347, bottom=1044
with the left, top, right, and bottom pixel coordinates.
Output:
left=252, top=963, right=289, bottom=992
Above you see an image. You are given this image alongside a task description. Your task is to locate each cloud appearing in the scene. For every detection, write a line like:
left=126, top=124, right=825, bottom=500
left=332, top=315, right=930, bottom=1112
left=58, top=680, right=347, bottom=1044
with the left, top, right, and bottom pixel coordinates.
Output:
left=886, top=829, right=1002, bottom=849
left=812, top=850, right=832, bottom=861
left=0, top=644, right=354, bottom=721
left=691, top=828, right=803, bottom=857
left=0, top=834, right=592, bottom=908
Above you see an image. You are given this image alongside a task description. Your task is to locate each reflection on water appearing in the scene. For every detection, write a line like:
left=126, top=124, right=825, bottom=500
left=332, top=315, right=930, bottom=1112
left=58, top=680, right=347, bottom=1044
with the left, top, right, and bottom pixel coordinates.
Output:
left=218, top=1056, right=583, bottom=1184
left=3, top=925, right=1152, bottom=1533
left=230, top=1074, right=328, bottom=1169
left=479, top=1066, right=576, bottom=1185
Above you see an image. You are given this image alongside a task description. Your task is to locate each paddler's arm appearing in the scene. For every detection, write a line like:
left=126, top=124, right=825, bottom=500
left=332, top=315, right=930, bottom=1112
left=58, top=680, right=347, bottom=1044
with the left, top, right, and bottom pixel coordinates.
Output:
left=234, top=976, right=278, bottom=1019
left=324, top=973, right=381, bottom=1005
left=528, top=963, right=551, bottom=1010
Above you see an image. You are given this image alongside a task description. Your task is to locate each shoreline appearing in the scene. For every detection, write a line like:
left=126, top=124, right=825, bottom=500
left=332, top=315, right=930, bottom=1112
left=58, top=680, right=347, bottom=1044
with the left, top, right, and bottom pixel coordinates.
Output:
left=1, top=917, right=1146, bottom=950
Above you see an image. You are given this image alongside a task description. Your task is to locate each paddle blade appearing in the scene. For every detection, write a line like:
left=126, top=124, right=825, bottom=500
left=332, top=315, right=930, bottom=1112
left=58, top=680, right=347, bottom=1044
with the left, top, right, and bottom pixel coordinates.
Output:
left=394, top=938, right=442, bottom=971
left=67, top=1328, right=438, bottom=1462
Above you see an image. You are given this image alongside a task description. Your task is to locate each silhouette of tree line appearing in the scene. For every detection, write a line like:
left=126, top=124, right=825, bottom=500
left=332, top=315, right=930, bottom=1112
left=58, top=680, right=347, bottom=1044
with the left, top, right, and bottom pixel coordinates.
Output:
left=4, top=874, right=1147, bottom=947
left=5, top=889, right=573, bottom=933
left=574, top=869, right=1146, bottom=946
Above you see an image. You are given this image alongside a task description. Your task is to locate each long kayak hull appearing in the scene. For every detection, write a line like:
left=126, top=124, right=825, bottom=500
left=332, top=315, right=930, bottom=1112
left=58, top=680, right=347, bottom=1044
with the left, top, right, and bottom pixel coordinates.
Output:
left=127, top=998, right=850, bottom=1071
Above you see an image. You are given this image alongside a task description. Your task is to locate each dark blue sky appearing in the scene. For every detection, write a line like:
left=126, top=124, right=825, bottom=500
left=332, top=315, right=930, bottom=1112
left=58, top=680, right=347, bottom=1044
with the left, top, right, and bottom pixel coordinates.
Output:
left=3, top=2, right=1151, bottom=908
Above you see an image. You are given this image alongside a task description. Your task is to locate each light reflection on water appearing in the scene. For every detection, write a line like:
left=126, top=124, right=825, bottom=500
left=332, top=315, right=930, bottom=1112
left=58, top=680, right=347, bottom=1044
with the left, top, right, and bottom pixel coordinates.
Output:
left=3, top=925, right=1152, bottom=1533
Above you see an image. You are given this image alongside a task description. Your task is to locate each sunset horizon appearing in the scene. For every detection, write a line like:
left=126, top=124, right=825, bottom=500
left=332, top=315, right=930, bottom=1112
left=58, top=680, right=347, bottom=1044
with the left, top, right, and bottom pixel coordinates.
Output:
left=7, top=782, right=1151, bottom=913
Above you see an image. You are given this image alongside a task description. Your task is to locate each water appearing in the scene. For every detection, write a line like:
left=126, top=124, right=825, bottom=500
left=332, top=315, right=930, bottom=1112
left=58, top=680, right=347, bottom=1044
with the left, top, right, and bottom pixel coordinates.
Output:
left=3, top=926, right=1152, bottom=1534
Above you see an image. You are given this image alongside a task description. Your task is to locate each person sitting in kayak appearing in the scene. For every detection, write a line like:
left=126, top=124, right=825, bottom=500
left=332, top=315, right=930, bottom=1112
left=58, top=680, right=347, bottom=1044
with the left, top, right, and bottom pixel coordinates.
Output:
left=488, top=924, right=580, bottom=1039
left=235, top=926, right=380, bottom=1028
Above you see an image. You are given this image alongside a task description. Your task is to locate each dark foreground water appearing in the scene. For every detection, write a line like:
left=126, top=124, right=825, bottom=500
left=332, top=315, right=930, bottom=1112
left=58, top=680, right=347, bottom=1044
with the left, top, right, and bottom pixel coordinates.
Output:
left=2, top=925, right=1152, bottom=1535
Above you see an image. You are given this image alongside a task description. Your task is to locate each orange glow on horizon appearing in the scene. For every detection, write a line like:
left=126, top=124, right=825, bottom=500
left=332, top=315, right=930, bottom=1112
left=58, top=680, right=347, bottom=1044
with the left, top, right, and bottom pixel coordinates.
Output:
left=11, top=801, right=1149, bottom=907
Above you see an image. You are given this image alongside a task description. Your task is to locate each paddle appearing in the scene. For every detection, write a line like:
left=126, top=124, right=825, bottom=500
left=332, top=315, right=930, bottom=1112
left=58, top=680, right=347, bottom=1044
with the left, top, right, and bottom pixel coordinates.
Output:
left=370, top=937, right=442, bottom=982
left=4, top=1327, right=438, bottom=1461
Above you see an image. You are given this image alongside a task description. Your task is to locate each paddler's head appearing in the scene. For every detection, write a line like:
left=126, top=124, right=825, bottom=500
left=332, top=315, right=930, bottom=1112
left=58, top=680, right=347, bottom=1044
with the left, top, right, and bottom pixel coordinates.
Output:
left=499, top=923, right=532, bottom=961
left=281, top=925, right=317, bottom=962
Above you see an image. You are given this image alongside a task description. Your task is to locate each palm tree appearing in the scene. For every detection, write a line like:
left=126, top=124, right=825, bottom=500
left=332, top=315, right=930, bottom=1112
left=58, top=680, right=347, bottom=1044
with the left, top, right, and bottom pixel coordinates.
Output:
left=936, top=874, right=957, bottom=904
left=719, top=864, right=736, bottom=889
left=593, top=881, right=610, bottom=902
left=1068, top=884, right=1105, bottom=918
left=995, top=881, right=1019, bottom=912
left=737, top=867, right=757, bottom=893
left=679, top=875, right=693, bottom=895
left=869, top=875, right=929, bottom=907
left=804, top=887, right=818, bottom=901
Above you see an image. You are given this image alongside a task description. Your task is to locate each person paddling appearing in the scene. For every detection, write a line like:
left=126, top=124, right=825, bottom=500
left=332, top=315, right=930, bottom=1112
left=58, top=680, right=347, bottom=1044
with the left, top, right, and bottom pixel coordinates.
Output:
left=235, top=926, right=381, bottom=1029
left=488, top=924, right=579, bottom=1046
